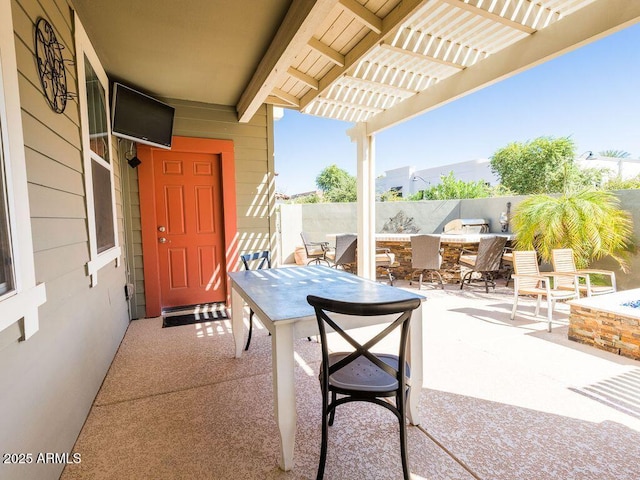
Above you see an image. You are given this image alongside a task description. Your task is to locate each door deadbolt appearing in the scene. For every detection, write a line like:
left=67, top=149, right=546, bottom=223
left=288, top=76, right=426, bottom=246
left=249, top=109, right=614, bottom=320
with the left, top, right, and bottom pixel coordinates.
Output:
left=158, top=237, right=168, bottom=243
left=158, top=226, right=166, bottom=232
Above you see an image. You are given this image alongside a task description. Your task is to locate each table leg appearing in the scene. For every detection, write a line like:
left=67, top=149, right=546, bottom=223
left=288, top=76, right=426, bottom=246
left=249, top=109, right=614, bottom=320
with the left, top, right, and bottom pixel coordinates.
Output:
left=272, top=323, right=297, bottom=470
left=407, top=303, right=424, bottom=425
left=231, top=286, right=245, bottom=358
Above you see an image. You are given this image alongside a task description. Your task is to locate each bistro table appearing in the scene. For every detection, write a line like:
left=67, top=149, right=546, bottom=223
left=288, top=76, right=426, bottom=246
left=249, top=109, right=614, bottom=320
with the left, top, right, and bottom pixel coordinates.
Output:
left=228, top=265, right=426, bottom=471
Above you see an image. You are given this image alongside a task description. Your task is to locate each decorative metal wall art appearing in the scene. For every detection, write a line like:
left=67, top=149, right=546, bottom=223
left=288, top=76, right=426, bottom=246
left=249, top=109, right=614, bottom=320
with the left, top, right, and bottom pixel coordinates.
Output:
left=34, top=17, right=73, bottom=113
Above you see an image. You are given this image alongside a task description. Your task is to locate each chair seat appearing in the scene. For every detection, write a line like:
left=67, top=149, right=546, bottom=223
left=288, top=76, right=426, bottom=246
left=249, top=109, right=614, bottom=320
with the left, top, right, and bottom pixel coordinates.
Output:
left=375, top=252, right=395, bottom=265
left=518, top=286, right=577, bottom=300
left=326, top=352, right=408, bottom=393
left=459, top=254, right=477, bottom=267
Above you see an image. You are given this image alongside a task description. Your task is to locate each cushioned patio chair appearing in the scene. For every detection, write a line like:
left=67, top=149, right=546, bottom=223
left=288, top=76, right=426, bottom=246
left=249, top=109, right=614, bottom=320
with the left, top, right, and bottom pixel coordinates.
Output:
left=325, top=234, right=357, bottom=271
left=409, top=234, right=443, bottom=289
left=510, top=250, right=579, bottom=332
left=551, top=248, right=616, bottom=297
left=307, top=294, right=422, bottom=480
left=459, top=235, right=508, bottom=293
left=301, top=232, right=331, bottom=265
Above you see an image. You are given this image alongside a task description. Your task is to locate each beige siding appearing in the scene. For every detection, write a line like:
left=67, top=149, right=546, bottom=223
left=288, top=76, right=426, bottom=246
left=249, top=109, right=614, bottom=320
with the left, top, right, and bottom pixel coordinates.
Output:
left=123, top=100, right=276, bottom=318
left=0, top=1, right=130, bottom=479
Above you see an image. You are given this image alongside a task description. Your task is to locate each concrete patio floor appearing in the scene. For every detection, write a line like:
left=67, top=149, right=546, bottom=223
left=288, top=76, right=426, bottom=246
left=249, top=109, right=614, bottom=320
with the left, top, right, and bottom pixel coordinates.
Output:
left=61, top=279, right=640, bottom=479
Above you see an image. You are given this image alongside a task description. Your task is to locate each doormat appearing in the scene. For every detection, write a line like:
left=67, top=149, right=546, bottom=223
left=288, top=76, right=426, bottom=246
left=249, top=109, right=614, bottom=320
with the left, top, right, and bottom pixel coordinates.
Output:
left=162, top=303, right=229, bottom=328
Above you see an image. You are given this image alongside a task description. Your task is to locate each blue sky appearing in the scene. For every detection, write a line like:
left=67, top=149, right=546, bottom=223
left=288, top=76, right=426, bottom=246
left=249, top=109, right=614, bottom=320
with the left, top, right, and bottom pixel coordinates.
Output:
left=274, top=22, right=640, bottom=195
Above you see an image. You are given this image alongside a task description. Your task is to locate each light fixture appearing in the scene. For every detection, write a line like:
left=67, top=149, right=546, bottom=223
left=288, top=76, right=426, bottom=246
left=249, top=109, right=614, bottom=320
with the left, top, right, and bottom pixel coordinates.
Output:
left=412, top=175, right=428, bottom=185
left=127, top=156, right=141, bottom=168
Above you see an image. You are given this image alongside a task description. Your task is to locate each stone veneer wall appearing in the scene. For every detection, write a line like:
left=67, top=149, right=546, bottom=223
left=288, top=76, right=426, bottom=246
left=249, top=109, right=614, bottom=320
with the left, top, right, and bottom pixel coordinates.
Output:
left=569, top=306, right=640, bottom=360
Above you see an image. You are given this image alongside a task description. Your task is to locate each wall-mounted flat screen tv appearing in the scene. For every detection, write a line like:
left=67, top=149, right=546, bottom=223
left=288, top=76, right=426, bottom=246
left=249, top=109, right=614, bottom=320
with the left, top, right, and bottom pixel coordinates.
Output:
left=111, top=82, right=174, bottom=149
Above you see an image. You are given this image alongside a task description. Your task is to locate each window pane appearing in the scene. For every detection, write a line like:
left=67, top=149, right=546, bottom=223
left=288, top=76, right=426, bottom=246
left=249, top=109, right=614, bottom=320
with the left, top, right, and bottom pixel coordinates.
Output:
left=92, top=160, right=115, bottom=253
left=84, top=55, right=110, bottom=163
left=0, top=130, right=15, bottom=296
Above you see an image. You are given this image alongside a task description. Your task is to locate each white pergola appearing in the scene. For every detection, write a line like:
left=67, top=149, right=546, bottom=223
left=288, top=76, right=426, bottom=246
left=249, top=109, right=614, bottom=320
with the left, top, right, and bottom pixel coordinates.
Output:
left=236, top=0, right=640, bottom=278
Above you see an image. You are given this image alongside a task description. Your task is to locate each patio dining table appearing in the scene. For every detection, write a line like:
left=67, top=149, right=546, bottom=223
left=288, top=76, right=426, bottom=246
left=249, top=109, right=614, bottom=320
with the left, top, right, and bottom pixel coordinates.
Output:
left=228, top=265, right=426, bottom=471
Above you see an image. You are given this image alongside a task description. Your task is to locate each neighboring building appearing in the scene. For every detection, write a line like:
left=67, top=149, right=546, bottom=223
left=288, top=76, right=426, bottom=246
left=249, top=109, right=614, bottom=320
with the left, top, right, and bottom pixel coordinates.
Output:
left=377, top=155, right=640, bottom=196
left=376, top=159, right=498, bottom=197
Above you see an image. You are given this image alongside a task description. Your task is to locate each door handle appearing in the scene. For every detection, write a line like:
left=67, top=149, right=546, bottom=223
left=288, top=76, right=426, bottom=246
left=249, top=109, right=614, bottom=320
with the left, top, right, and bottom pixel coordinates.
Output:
left=158, top=226, right=166, bottom=232
left=158, top=237, right=168, bottom=244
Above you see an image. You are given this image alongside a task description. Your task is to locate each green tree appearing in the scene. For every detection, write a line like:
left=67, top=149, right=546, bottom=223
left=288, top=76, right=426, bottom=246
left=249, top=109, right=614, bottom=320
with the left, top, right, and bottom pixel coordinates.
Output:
left=490, top=136, right=581, bottom=194
left=512, top=188, right=633, bottom=270
left=603, top=174, right=640, bottom=190
left=315, top=164, right=357, bottom=202
left=417, top=172, right=494, bottom=200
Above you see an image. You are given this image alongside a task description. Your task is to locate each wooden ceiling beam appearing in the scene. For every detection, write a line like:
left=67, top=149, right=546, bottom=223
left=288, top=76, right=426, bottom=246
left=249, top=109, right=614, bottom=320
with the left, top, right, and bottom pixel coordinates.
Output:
left=308, top=37, right=345, bottom=66
left=300, top=0, right=430, bottom=111
left=236, top=0, right=339, bottom=123
left=338, top=0, right=382, bottom=34
left=287, top=67, right=319, bottom=90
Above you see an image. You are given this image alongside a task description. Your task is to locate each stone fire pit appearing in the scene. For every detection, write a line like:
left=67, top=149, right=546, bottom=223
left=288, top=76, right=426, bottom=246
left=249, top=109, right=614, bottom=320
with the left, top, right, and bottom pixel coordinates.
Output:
left=568, top=288, right=640, bottom=360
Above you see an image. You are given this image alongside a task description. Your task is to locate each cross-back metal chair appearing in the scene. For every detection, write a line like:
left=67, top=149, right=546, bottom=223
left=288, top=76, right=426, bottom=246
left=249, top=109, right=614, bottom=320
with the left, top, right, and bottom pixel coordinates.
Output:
left=551, top=248, right=616, bottom=297
left=459, top=235, right=508, bottom=293
left=240, top=250, right=271, bottom=350
left=510, top=250, right=579, bottom=332
left=307, top=294, right=422, bottom=480
left=325, top=233, right=357, bottom=271
left=409, top=234, right=444, bottom=289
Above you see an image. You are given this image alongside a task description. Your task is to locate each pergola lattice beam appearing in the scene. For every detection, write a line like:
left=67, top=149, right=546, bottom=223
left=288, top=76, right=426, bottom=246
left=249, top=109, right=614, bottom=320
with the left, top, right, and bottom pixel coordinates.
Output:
left=365, top=0, right=640, bottom=134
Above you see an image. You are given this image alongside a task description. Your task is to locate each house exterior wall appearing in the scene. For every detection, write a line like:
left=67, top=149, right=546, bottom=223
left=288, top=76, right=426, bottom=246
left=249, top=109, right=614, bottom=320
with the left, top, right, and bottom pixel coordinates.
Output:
left=122, top=100, right=275, bottom=318
left=1, top=1, right=130, bottom=480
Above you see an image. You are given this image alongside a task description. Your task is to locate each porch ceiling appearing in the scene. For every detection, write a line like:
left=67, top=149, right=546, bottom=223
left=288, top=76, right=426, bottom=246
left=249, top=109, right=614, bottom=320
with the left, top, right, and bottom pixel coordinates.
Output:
left=72, top=0, right=640, bottom=132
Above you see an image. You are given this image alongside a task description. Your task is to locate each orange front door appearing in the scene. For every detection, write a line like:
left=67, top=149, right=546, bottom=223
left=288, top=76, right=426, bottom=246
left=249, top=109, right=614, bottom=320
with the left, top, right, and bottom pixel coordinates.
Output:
left=152, top=149, right=226, bottom=309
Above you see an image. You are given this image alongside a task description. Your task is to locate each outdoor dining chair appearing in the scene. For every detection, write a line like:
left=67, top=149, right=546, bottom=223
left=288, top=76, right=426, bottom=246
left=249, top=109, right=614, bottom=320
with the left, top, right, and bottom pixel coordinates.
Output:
left=325, top=233, right=357, bottom=271
left=459, top=235, right=508, bottom=293
left=510, top=250, right=579, bottom=332
left=301, top=232, right=331, bottom=265
left=375, top=247, right=396, bottom=285
left=409, top=234, right=443, bottom=289
left=307, top=294, right=422, bottom=480
left=240, top=250, right=271, bottom=350
left=551, top=248, right=617, bottom=297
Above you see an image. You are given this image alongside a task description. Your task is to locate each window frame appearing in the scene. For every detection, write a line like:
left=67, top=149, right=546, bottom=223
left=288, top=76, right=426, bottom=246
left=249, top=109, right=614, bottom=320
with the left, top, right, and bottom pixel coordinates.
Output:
left=75, top=15, right=121, bottom=287
left=0, top=0, right=46, bottom=339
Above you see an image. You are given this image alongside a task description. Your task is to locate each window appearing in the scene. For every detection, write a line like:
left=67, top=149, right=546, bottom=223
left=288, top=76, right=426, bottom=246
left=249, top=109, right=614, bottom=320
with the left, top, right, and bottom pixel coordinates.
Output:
left=0, top=127, right=14, bottom=296
left=75, top=16, right=121, bottom=285
left=0, top=0, right=46, bottom=339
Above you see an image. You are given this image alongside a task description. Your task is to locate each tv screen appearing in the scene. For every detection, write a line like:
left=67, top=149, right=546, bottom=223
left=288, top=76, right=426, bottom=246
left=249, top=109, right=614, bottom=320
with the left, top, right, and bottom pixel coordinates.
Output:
left=111, top=82, right=175, bottom=149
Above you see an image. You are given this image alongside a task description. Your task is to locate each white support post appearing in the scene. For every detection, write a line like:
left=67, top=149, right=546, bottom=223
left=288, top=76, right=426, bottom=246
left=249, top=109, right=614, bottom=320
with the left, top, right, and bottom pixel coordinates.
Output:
left=348, top=123, right=376, bottom=280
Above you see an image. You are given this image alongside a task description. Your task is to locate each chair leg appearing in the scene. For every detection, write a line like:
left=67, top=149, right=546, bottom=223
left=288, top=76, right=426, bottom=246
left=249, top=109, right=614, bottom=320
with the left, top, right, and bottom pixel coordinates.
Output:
left=317, top=391, right=330, bottom=480
left=510, top=293, right=518, bottom=320
left=244, top=310, right=254, bottom=351
left=397, top=393, right=410, bottom=480
left=547, top=298, right=553, bottom=332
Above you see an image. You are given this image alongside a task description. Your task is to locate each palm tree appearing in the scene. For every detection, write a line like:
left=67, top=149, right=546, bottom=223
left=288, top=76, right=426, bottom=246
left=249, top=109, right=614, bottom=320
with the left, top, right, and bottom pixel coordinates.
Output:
left=511, top=188, right=634, bottom=271
left=598, top=149, right=631, bottom=158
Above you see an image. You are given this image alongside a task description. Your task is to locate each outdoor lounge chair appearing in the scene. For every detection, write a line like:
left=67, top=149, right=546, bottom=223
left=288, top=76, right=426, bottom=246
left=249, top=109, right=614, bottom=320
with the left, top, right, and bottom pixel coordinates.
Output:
left=307, top=294, right=421, bottom=480
left=409, top=234, right=443, bottom=289
left=325, top=234, right=357, bottom=271
left=459, top=236, right=508, bottom=293
left=510, top=250, right=579, bottom=332
left=551, top=248, right=616, bottom=297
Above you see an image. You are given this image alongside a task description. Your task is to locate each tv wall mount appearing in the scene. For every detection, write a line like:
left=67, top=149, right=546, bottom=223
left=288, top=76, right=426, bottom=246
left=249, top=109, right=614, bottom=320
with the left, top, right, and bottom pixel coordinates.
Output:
left=34, top=17, right=75, bottom=114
